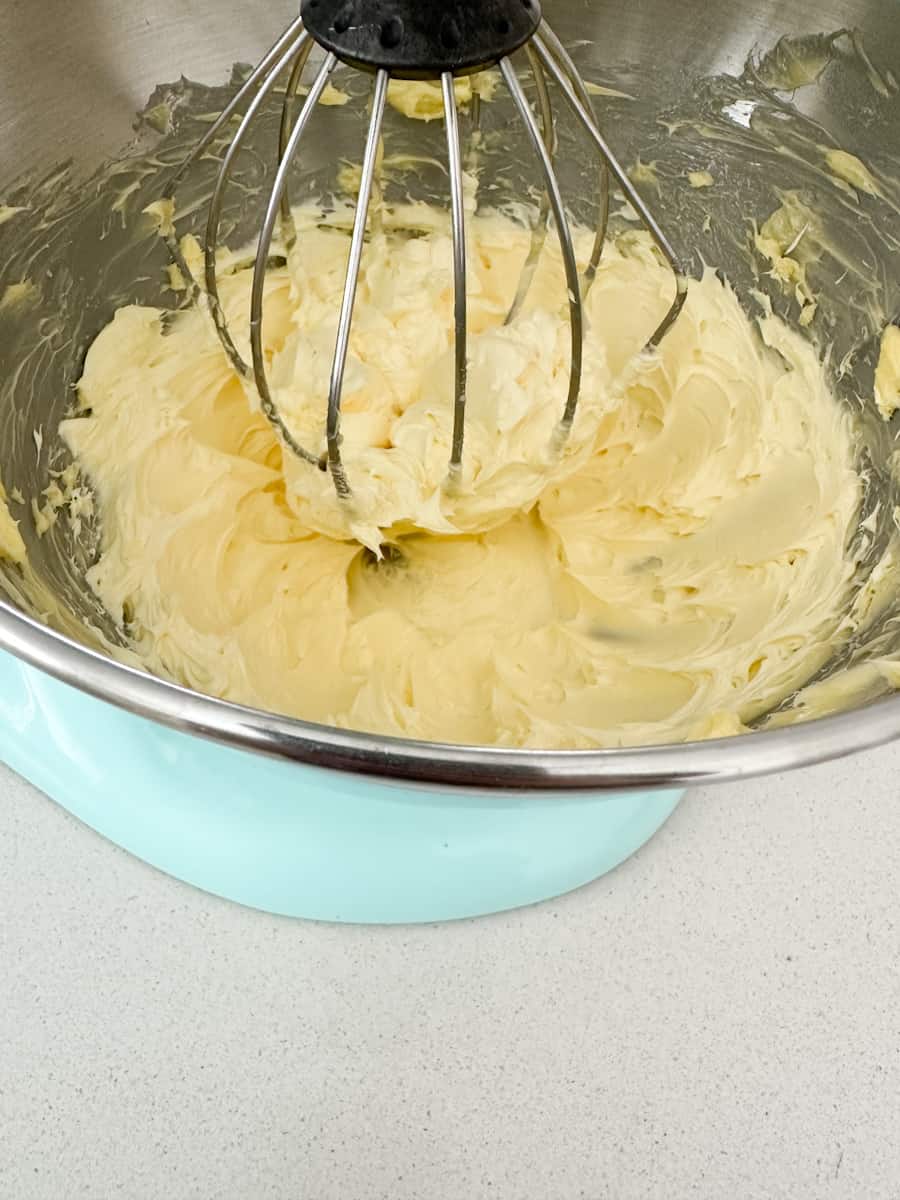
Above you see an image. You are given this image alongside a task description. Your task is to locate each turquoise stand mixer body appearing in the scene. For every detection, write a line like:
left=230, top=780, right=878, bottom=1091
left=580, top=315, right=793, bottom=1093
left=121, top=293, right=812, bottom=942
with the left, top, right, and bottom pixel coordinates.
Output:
left=0, top=651, right=681, bottom=922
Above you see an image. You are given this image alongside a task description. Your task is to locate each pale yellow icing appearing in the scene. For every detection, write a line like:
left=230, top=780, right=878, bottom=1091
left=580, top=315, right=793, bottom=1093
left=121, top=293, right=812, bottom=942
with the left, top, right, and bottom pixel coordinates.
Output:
left=824, top=148, right=881, bottom=197
left=584, top=80, right=634, bottom=101
left=0, top=205, right=27, bottom=227
left=57, top=202, right=864, bottom=748
left=386, top=72, right=497, bottom=121
left=0, top=280, right=41, bottom=317
left=629, top=159, right=660, bottom=191
left=0, top=478, right=26, bottom=564
left=874, top=324, right=900, bottom=421
left=319, top=81, right=351, bottom=107
left=755, top=193, right=818, bottom=326
left=294, top=75, right=497, bottom=117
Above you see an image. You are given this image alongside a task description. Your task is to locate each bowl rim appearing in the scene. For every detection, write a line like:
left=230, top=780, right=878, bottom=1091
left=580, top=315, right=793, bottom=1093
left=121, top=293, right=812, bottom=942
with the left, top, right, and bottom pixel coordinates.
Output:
left=2, top=597, right=899, bottom=791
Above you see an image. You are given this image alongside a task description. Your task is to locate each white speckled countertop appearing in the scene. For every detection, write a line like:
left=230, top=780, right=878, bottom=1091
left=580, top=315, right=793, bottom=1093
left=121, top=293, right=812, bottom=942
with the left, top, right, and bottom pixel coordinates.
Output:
left=2, top=749, right=899, bottom=1199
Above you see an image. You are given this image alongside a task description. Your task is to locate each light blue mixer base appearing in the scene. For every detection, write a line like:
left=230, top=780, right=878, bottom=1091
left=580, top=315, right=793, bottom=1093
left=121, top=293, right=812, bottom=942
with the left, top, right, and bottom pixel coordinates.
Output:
left=0, top=650, right=682, bottom=922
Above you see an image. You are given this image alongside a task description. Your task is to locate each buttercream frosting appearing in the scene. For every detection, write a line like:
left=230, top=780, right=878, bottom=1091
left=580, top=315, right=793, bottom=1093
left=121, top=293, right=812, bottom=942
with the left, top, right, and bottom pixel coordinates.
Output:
left=57, top=206, right=863, bottom=747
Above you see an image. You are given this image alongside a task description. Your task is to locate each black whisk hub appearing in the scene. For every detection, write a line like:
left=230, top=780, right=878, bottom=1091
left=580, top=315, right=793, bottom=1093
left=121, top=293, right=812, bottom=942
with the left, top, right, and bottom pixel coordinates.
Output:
left=300, top=0, right=542, bottom=78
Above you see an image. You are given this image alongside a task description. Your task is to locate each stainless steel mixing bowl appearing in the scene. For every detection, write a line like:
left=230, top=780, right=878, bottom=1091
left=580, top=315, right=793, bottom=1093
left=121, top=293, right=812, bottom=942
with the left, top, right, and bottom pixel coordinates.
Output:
left=1, top=0, right=899, bottom=790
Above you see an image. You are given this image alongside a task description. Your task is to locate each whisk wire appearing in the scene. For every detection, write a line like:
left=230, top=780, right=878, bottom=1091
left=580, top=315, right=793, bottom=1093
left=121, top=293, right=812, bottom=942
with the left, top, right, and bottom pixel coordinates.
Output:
left=172, top=9, right=690, bottom=513
left=204, top=29, right=313, bottom=381
left=325, top=67, right=391, bottom=500
left=503, top=46, right=555, bottom=327
left=278, top=39, right=316, bottom=249
left=500, top=55, right=584, bottom=441
left=442, top=72, right=469, bottom=481
left=465, top=88, right=483, bottom=176
left=537, top=31, right=611, bottom=297
left=162, top=13, right=308, bottom=300
left=165, top=13, right=307, bottom=198
left=534, top=25, right=688, bottom=346
left=248, top=51, right=339, bottom=469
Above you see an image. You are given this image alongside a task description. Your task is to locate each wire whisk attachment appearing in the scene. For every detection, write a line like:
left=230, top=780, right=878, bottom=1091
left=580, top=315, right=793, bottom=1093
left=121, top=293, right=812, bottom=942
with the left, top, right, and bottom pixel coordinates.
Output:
left=165, top=0, right=688, bottom=510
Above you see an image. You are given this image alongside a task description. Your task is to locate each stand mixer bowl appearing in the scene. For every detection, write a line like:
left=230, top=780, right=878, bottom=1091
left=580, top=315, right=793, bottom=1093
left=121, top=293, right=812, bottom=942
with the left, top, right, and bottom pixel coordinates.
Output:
left=1, top=0, right=899, bottom=877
